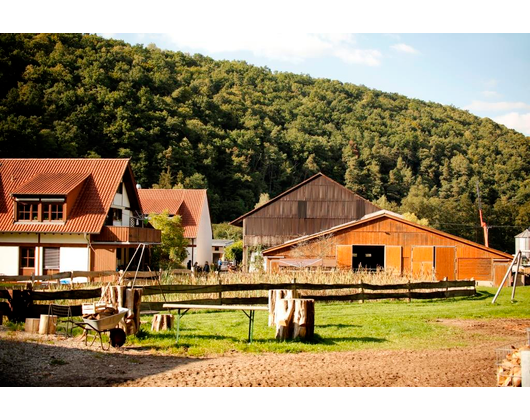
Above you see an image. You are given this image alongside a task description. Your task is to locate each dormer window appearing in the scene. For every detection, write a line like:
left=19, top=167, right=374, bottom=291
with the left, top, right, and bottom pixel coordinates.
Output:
left=17, top=201, right=39, bottom=221
left=11, top=172, right=88, bottom=224
left=43, top=202, right=64, bottom=221
left=14, top=197, right=65, bottom=223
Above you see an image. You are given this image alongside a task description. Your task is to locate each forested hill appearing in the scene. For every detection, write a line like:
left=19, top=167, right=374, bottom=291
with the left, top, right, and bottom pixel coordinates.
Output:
left=1, top=33, right=529, bottom=252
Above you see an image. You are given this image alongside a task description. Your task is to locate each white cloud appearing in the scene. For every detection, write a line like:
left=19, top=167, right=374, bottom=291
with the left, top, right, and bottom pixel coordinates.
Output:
left=164, top=33, right=382, bottom=66
left=465, top=100, right=530, bottom=112
left=493, top=112, right=530, bottom=136
left=390, top=43, right=419, bottom=54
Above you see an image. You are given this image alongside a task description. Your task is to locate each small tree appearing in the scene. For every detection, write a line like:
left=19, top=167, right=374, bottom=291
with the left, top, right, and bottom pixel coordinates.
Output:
left=149, top=210, right=188, bottom=269
left=224, top=240, right=243, bottom=264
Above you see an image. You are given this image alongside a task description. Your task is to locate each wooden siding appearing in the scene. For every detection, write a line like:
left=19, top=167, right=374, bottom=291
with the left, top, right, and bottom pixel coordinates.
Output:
left=435, top=247, right=456, bottom=280
left=386, top=246, right=402, bottom=275
left=411, top=246, right=434, bottom=278
left=244, top=175, right=379, bottom=247
left=265, top=215, right=512, bottom=282
left=92, top=226, right=161, bottom=243
left=336, top=245, right=352, bottom=269
left=91, top=247, right=116, bottom=272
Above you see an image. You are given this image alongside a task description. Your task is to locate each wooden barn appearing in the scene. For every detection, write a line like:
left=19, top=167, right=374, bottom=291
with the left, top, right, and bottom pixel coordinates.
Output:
left=230, top=172, right=380, bottom=267
left=262, top=210, right=513, bottom=285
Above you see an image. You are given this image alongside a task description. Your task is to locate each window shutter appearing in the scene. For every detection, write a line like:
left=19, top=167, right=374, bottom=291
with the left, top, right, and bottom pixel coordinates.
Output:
left=44, top=247, right=60, bottom=269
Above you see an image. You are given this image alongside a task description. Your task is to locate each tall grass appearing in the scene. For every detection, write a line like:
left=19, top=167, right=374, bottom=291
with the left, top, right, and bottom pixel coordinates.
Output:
left=141, top=268, right=434, bottom=303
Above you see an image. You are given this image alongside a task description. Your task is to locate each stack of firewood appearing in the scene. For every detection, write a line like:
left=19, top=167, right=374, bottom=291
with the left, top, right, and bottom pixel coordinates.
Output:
left=496, top=344, right=530, bottom=386
left=81, top=304, right=118, bottom=320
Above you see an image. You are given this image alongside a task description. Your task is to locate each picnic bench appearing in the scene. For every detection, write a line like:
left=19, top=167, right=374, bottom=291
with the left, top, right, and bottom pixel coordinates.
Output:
left=162, top=304, right=268, bottom=344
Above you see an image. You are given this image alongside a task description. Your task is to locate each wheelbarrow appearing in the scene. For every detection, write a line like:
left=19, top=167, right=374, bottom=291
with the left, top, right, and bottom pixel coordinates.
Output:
left=74, top=307, right=128, bottom=350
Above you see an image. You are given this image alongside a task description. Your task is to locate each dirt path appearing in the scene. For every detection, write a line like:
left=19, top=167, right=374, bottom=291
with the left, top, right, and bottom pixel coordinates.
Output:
left=1, top=318, right=529, bottom=387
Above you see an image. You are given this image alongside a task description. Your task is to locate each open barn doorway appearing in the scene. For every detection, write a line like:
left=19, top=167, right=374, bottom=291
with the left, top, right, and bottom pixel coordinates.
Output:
left=351, top=245, right=385, bottom=271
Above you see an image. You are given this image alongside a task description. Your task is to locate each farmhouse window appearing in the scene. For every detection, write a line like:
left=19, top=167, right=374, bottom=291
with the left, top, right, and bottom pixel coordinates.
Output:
left=105, top=208, right=122, bottom=225
left=43, top=203, right=64, bottom=221
left=20, top=247, right=35, bottom=268
left=17, top=202, right=39, bottom=221
left=15, top=197, right=65, bottom=222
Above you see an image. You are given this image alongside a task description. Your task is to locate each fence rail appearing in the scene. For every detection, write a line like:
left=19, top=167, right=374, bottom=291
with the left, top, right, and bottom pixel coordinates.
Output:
left=0, top=274, right=475, bottom=321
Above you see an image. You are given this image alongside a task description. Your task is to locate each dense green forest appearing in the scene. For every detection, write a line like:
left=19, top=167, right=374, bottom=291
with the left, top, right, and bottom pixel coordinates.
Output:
left=1, top=33, right=529, bottom=252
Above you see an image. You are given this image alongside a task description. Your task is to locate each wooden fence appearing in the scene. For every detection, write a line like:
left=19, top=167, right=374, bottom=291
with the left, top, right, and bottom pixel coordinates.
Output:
left=0, top=274, right=476, bottom=322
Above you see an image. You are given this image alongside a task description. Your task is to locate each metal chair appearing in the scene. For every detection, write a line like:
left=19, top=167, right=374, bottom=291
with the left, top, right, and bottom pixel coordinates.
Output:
left=48, top=304, right=74, bottom=337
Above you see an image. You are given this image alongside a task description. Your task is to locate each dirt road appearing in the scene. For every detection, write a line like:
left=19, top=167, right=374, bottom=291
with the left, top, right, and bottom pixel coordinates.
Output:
left=1, top=318, right=528, bottom=387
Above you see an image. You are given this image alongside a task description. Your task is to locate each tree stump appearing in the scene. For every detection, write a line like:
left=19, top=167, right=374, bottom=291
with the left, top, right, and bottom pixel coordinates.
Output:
left=274, top=298, right=314, bottom=341
left=151, top=314, right=174, bottom=331
left=25, top=318, right=40, bottom=333
left=268, top=289, right=300, bottom=327
left=38, top=315, right=57, bottom=335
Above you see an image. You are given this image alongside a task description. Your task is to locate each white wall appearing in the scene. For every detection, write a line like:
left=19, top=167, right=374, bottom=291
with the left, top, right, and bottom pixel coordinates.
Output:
left=40, top=234, right=86, bottom=244
left=111, top=183, right=132, bottom=227
left=0, top=233, right=38, bottom=243
left=60, top=247, right=90, bottom=282
left=0, top=246, right=19, bottom=275
left=195, top=196, right=213, bottom=266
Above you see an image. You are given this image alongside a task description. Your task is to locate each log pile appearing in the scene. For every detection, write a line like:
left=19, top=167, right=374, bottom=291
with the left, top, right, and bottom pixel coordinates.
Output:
left=82, top=306, right=118, bottom=320
left=496, top=344, right=530, bottom=386
left=97, top=285, right=143, bottom=335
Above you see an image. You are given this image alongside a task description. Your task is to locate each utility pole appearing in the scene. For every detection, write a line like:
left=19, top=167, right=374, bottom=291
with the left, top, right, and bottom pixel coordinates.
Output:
left=476, top=181, right=489, bottom=247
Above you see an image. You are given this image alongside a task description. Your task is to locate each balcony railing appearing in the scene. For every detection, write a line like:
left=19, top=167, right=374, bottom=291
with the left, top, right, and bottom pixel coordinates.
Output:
left=92, top=226, right=161, bottom=244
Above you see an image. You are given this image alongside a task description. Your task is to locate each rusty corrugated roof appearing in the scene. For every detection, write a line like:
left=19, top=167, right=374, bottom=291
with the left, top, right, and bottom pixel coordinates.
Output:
left=138, top=189, right=207, bottom=239
left=0, top=158, right=132, bottom=234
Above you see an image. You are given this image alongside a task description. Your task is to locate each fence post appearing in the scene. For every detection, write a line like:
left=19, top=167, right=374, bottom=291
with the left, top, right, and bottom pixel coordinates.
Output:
left=218, top=274, right=222, bottom=304
left=407, top=278, right=411, bottom=303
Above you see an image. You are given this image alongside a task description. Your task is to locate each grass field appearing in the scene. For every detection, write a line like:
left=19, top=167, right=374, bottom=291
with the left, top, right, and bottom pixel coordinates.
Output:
left=122, top=286, right=530, bottom=357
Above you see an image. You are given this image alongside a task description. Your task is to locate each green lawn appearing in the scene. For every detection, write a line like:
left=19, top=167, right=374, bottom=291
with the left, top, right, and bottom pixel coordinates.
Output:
left=124, top=286, right=530, bottom=357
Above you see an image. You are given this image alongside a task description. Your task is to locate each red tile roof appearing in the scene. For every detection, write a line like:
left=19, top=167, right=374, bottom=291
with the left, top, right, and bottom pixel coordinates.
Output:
left=0, top=159, right=136, bottom=234
left=138, top=189, right=207, bottom=239
left=13, top=173, right=90, bottom=195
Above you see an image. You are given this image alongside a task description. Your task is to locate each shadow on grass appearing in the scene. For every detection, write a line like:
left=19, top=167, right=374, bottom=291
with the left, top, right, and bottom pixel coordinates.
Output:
left=316, top=323, right=361, bottom=329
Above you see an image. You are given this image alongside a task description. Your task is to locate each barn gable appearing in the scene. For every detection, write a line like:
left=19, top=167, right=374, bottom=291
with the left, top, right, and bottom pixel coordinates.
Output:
left=230, top=172, right=380, bottom=249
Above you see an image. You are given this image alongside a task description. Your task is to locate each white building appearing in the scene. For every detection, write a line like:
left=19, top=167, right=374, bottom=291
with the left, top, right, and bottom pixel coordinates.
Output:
left=138, top=189, right=213, bottom=266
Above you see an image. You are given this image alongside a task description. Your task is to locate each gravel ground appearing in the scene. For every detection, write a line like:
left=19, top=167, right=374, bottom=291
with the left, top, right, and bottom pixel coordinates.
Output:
left=1, top=318, right=529, bottom=387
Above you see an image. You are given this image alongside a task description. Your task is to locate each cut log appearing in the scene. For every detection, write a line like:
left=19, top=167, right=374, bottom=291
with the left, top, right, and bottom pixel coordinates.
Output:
left=25, top=318, right=40, bottom=333
left=268, top=289, right=299, bottom=327
left=274, top=298, right=314, bottom=341
left=38, top=315, right=57, bottom=335
left=275, top=298, right=295, bottom=340
left=151, top=314, right=174, bottom=331
left=123, top=288, right=143, bottom=336
left=292, top=299, right=315, bottom=340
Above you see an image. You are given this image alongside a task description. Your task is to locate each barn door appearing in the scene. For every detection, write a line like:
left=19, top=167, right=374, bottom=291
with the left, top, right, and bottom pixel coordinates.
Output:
left=411, top=246, right=434, bottom=279
left=385, top=246, right=402, bottom=275
left=336, top=245, right=352, bottom=269
left=434, top=247, right=456, bottom=280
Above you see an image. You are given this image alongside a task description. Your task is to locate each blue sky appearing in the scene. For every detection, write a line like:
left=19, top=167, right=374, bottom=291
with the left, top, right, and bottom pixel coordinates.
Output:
left=100, top=33, right=530, bottom=135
